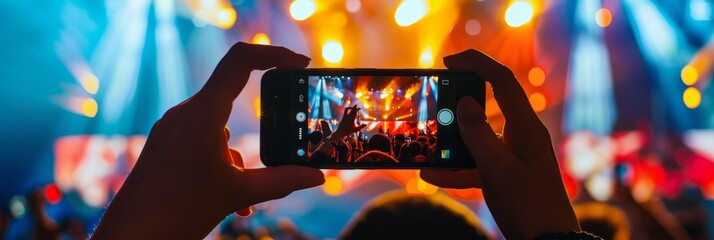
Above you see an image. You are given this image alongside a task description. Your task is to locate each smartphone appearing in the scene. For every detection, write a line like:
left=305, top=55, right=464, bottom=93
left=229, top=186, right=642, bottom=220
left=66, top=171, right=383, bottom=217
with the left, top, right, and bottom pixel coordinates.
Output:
left=260, top=69, right=484, bottom=169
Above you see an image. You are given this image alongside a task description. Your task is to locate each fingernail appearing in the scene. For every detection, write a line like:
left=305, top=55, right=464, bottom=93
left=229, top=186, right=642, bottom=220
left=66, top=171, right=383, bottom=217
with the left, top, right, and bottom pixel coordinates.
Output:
left=235, top=207, right=252, bottom=217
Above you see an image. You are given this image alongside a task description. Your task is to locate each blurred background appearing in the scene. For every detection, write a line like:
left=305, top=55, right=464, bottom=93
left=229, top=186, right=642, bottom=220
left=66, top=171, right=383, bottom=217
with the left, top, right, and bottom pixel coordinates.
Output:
left=1, top=0, right=713, bottom=239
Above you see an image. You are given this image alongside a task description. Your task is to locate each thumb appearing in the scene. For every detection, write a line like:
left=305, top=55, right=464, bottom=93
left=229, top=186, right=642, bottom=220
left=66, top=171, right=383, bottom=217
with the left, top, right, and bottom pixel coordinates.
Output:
left=239, top=165, right=325, bottom=204
left=456, top=97, right=514, bottom=170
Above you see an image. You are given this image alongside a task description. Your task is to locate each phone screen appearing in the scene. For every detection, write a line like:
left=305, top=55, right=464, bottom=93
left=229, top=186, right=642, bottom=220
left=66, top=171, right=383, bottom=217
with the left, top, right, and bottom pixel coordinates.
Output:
left=262, top=69, right=483, bottom=169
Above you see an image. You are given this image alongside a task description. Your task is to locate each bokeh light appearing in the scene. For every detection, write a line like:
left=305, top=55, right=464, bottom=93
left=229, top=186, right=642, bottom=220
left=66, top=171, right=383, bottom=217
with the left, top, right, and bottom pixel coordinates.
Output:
left=216, top=7, right=237, bottom=29
left=465, top=19, right=482, bottom=36
left=81, top=74, right=99, bottom=94
left=44, top=183, right=62, bottom=204
left=80, top=98, right=98, bottom=118
left=322, top=40, right=344, bottom=64
left=419, top=46, right=434, bottom=68
left=529, top=92, right=547, bottom=112
left=252, top=33, right=271, bottom=45
left=395, top=0, right=428, bottom=27
left=528, top=67, right=546, bottom=86
left=331, top=12, right=348, bottom=28
left=681, top=65, right=699, bottom=86
left=505, top=1, right=534, bottom=27
left=290, top=0, right=317, bottom=21
left=345, top=0, right=361, bottom=13
left=9, top=196, right=26, bottom=218
left=323, top=175, right=343, bottom=195
left=595, top=8, right=612, bottom=27
left=683, top=87, right=701, bottom=109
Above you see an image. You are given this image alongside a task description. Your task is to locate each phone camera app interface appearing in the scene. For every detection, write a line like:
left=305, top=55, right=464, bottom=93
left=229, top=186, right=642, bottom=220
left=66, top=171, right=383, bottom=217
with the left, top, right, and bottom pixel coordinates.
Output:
left=302, top=75, right=446, bottom=164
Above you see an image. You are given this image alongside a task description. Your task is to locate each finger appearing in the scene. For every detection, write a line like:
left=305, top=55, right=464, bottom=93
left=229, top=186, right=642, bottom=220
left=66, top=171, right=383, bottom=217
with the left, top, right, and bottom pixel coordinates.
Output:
left=342, top=107, right=350, bottom=118
left=320, top=120, right=332, bottom=136
left=230, top=148, right=244, bottom=169
left=444, top=50, right=537, bottom=127
left=194, top=42, right=311, bottom=127
left=240, top=165, right=325, bottom=204
left=420, top=169, right=482, bottom=189
left=457, top=97, right=518, bottom=169
left=349, top=105, right=359, bottom=118
left=354, top=124, right=367, bottom=132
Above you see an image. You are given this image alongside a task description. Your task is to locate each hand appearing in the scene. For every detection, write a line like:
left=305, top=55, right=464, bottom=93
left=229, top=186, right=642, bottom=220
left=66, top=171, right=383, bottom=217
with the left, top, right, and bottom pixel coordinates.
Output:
left=92, top=42, right=325, bottom=239
left=420, top=50, right=580, bottom=239
left=320, top=120, right=333, bottom=141
left=333, top=105, right=366, bottom=139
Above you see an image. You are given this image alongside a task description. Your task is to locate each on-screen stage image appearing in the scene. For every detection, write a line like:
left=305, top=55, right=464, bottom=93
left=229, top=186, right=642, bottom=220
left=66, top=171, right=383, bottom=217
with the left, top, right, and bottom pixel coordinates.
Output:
left=305, top=75, right=440, bottom=163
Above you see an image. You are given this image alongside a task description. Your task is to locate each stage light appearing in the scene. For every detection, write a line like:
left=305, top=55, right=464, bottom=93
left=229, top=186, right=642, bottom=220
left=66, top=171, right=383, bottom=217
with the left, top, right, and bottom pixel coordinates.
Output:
left=681, top=65, right=698, bottom=86
left=419, top=46, right=434, bottom=68
left=418, top=77, right=429, bottom=121
left=216, top=7, right=236, bottom=29
left=564, top=0, right=616, bottom=137
left=345, top=0, right=361, bottom=13
left=528, top=67, right=545, bottom=86
left=81, top=74, right=99, bottom=94
left=322, top=40, right=344, bottom=64
left=363, top=103, right=369, bottom=109
left=595, top=8, right=612, bottom=27
left=156, top=0, right=190, bottom=115
left=323, top=175, right=343, bottom=195
left=683, top=87, right=701, bottom=109
left=44, top=183, right=62, bottom=204
left=290, top=0, right=317, bottom=21
left=465, top=19, right=481, bottom=36
left=417, top=122, right=426, bottom=130
left=395, top=0, right=428, bottom=27
left=321, top=79, right=333, bottom=119
left=529, top=92, right=546, bottom=112
left=505, top=1, right=534, bottom=27
left=252, top=33, right=271, bottom=45
left=81, top=98, right=98, bottom=118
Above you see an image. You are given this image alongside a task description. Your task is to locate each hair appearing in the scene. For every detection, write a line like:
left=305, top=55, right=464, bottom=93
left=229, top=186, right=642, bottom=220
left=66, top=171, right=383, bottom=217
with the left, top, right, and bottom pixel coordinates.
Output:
left=368, top=133, right=392, bottom=155
left=335, top=140, right=350, bottom=163
left=398, top=142, right=422, bottom=162
left=394, top=134, right=406, bottom=143
left=340, top=191, right=490, bottom=240
left=406, top=141, right=422, bottom=156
